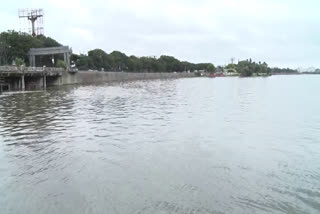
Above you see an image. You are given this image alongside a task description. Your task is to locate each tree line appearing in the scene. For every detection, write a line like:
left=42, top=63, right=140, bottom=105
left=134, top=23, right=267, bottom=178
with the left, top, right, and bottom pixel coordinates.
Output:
left=0, top=30, right=299, bottom=75
left=223, top=59, right=298, bottom=76
left=271, top=67, right=299, bottom=74
left=71, top=49, right=215, bottom=73
left=0, top=30, right=61, bottom=66
left=0, top=31, right=215, bottom=73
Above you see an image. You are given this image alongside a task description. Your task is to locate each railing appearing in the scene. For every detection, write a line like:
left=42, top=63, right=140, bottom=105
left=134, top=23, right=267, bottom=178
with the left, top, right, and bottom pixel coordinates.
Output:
left=0, top=66, right=21, bottom=72
left=0, top=66, right=64, bottom=75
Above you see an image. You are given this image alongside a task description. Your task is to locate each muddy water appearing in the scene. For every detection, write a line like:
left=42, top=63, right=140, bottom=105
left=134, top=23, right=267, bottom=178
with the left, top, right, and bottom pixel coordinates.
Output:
left=0, top=76, right=319, bottom=214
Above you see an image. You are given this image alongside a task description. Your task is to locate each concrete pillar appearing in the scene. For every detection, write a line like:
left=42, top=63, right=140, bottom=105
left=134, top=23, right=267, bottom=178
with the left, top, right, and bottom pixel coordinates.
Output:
left=43, top=75, right=47, bottom=89
left=32, top=56, right=36, bottom=67
left=18, top=79, right=21, bottom=90
left=29, top=55, right=33, bottom=66
left=29, top=55, right=35, bottom=67
left=67, top=53, right=70, bottom=69
left=21, top=75, right=25, bottom=90
left=64, top=53, right=67, bottom=64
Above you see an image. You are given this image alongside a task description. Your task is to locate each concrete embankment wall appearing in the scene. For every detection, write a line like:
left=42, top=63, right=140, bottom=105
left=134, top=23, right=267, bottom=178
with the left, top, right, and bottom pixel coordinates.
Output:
left=51, top=70, right=195, bottom=86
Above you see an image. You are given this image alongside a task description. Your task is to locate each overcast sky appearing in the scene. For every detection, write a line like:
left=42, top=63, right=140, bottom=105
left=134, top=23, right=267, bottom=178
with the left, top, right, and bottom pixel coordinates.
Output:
left=1, top=0, right=320, bottom=68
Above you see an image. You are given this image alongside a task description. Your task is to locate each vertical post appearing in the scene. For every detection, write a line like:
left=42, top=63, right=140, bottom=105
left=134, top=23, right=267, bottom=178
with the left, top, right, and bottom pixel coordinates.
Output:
left=63, top=53, right=67, bottom=64
left=18, top=78, right=21, bottom=90
left=32, top=56, right=36, bottom=67
left=43, top=66, right=46, bottom=89
left=21, top=75, right=25, bottom=91
left=29, top=55, right=33, bottom=66
left=31, top=19, right=36, bottom=37
left=43, top=75, right=47, bottom=89
left=20, top=65, right=25, bottom=91
left=67, top=53, right=70, bottom=70
left=0, top=84, right=3, bottom=94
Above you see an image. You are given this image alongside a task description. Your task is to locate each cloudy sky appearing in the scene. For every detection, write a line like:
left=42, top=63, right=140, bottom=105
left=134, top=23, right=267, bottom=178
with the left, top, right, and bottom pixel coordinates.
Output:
left=1, top=0, right=320, bottom=68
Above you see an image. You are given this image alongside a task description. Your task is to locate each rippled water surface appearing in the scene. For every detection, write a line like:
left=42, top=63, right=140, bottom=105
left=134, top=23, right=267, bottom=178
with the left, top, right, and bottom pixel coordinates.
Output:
left=0, top=76, right=320, bottom=214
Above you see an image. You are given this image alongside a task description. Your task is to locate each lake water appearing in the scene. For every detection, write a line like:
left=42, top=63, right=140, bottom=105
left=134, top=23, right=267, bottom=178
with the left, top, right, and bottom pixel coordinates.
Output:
left=0, top=75, right=319, bottom=214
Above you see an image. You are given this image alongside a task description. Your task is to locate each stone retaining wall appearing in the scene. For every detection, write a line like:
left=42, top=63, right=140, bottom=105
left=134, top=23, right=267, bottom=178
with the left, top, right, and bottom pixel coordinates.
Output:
left=51, top=70, right=195, bottom=86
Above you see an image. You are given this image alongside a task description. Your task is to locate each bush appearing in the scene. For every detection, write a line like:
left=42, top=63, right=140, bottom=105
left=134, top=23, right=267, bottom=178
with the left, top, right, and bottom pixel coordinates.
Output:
left=14, top=57, right=25, bottom=66
left=56, top=59, right=67, bottom=70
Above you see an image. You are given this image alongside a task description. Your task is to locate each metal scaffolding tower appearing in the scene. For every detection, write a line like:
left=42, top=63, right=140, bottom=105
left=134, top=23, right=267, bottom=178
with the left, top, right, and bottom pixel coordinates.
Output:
left=18, top=9, right=44, bottom=37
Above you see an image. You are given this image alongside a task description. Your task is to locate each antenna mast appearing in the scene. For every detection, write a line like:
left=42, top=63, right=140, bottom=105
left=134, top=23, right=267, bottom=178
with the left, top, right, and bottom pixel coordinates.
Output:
left=231, top=57, right=235, bottom=65
left=18, top=9, right=44, bottom=37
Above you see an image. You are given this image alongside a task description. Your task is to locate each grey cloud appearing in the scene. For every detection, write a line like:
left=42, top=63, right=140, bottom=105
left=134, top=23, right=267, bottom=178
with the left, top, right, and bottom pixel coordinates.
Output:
left=1, top=0, right=320, bottom=68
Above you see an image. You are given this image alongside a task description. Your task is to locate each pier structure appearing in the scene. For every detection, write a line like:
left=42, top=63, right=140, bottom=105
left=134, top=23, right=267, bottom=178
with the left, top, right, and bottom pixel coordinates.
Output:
left=28, top=46, right=72, bottom=68
left=0, top=46, right=72, bottom=94
left=0, top=66, right=63, bottom=93
left=0, top=45, right=195, bottom=94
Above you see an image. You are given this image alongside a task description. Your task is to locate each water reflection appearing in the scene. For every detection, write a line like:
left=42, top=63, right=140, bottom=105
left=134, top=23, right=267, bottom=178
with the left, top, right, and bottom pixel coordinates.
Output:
left=0, top=77, right=320, bottom=214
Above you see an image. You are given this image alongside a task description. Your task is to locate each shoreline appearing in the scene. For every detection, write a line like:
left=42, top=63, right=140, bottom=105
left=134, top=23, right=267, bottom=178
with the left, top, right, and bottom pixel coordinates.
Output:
left=52, top=70, right=196, bottom=86
left=0, top=68, right=196, bottom=93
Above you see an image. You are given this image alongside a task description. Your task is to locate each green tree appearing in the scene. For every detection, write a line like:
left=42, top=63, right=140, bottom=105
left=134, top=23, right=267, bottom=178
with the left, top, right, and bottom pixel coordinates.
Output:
left=0, top=30, right=60, bottom=66
left=206, top=63, right=216, bottom=73
left=88, top=49, right=111, bottom=71
left=158, top=55, right=182, bottom=72
left=14, top=57, right=25, bottom=66
left=109, top=51, right=129, bottom=71
left=56, top=59, right=67, bottom=70
left=225, top=63, right=236, bottom=70
left=127, top=55, right=142, bottom=72
left=76, top=54, right=92, bottom=70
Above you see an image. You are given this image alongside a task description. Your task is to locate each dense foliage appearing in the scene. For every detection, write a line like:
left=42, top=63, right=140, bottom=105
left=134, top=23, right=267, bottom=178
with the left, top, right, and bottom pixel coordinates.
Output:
left=72, top=49, right=215, bottom=72
left=14, top=57, right=25, bottom=67
left=223, top=59, right=298, bottom=76
left=225, top=59, right=271, bottom=77
left=0, top=31, right=214, bottom=72
left=0, top=31, right=300, bottom=75
left=56, top=59, right=67, bottom=70
left=0, top=31, right=61, bottom=66
left=302, top=68, right=320, bottom=74
left=271, top=67, right=298, bottom=74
